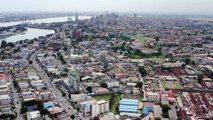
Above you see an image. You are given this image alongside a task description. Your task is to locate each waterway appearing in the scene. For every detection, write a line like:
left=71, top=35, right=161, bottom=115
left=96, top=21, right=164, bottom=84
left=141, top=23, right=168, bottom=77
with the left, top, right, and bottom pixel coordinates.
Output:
left=0, top=16, right=91, bottom=43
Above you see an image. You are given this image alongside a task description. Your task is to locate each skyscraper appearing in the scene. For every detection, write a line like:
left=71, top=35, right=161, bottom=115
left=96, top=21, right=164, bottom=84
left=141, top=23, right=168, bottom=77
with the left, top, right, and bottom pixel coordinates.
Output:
left=75, top=10, right=78, bottom=22
left=68, top=69, right=80, bottom=92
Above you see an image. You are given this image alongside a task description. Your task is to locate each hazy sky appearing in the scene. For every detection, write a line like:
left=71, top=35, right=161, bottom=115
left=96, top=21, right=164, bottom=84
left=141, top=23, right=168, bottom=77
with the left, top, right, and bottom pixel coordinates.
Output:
left=1, top=0, right=213, bottom=15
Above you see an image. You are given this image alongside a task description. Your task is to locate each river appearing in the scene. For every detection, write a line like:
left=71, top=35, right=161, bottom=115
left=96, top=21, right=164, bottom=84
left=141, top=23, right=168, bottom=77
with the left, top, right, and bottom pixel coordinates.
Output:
left=0, top=16, right=91, bottom=43
left=1, top=28, right=55, bottom=43
left=0, top=16, right=91, bottom=27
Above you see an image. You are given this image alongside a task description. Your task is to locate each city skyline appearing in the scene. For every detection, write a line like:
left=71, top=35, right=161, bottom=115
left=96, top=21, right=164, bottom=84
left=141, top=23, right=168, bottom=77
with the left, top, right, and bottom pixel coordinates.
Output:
left=0, top=0, right=213, bottom=15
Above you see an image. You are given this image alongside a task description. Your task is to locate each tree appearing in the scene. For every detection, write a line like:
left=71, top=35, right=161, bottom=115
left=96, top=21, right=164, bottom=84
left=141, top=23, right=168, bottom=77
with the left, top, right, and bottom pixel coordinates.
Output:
left=100, top=82, right=108, bottom=88
left=86, top=86, right=93, bottom=93
left=161, top=104, right=171, bottom=113
left=197, top=72, right=204, bottom=84
left=63, top=47, right=68, bottom=51
left=1, top=40, right=7, bottom=48
left=155, top=36, right=160, bottom=41
left=68, top=94, right=71, bottom=99
left=29, top=60, right=33, bottom=64
left=70, top=115, right=75, bottom=119
left=136, top=82, right=143, bottom=88
left=184, top=58, right=191, bottom=65
left=139, top=67, right=147, bottom=77
left=7, top=42, right=15, bottom=48
left=61, top=92, right=66, bottom=97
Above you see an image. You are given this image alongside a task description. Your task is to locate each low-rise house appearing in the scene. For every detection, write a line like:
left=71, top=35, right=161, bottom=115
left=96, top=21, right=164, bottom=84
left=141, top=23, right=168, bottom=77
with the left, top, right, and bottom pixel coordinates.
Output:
left=107, top=81, right=119, bottom=88
left=27, top=111, right=41, bottom=120
left=0, top=85, right=9, bottom=95
left=146, top=92, right=160, bottom=102
left=22, top=91, right=37, bottom=101
left=0, top=94, right=11, bottom=105
left=39, top=91, right=52, bottom=101
left=154, top=105, right=162, bottom=120
left=169, top=107, right=178, bottom=120
left=71, top=94, right=92, bottom=102
left=94, top=88, right=110, bottom=94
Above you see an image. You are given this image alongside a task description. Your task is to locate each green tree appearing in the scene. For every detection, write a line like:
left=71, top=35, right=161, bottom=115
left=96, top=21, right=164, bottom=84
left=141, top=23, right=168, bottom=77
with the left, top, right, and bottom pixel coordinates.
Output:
left=61, top=92, right=66, bottom=97
left=68, top=94, right=71, bottom=99
left=139, top=67, right=147, bottom=77
left=100, top=82, right=108, bottom=88
left=197, top=72, right=204, bottom=84
left=29, top=60, right=33, bottom=64
left=86, top=86, right=93, bottom=93
left=155, top=36, right=160, bottom=41
left=161, top=104, right=171, bottom=113
left=1, top=40, right=7, bottom=48
left=7, top=42, right=15, bottom=48
left=63, top=47, right=68, bottom=51
left=136, top=82, right=143, bottom=88
left=70, top=115, right=75, bottom=119
left=184, top=58, right=191, bottom=65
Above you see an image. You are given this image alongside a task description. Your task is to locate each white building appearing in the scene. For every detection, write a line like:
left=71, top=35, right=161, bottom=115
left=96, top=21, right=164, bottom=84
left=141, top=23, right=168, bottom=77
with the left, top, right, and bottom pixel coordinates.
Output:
left=80, top=99, right=109, bottom=118
left=0, top=85, right=9, bottom=95
left=107, top=81, right=119, bottom=88
left=0, top=94, right=11, bottom=105
left=146, top=92, right=160, bottom=101
left=71, top=94, right=91, bottom=102
left=39, top=91, right=52, bottom=101
left=27, top=111, right=41, bottom=120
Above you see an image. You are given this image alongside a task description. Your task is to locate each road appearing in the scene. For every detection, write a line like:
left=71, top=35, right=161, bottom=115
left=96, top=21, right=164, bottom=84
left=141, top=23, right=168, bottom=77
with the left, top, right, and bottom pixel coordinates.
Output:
left=29, top=41, right=86, bottom=120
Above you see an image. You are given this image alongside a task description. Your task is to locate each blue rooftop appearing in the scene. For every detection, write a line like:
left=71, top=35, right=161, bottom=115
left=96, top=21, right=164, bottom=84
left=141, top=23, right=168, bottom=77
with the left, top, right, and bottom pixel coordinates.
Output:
left=143, top=107, right=153, bottom=115
left=119, top=98, right=139, bottom=106
left=119, top=105, right=138, bottom=112
left=44, top=102, right=55, bottom=109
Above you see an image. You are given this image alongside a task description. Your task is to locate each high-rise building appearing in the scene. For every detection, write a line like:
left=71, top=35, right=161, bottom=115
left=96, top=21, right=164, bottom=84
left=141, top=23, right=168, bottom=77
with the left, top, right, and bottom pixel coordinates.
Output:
left=73, top=29, right=82, bottom=39
left=68, top=69, right=80, bottom=92
left=80, top=99, right=109, bottom=118
left=75, top=11, right=78, bottom=22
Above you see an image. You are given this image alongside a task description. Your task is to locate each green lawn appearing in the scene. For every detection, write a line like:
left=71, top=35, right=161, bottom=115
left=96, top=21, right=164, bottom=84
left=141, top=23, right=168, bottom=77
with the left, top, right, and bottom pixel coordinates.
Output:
left=131, top=35, right=154, bottom=43
left=138, top=96, right=143, bottom=102
left=161, top=80, right=181, bottom=89
left=111, top=94, right=121, bottom=114
left=93, top=95, right=112, bottom=101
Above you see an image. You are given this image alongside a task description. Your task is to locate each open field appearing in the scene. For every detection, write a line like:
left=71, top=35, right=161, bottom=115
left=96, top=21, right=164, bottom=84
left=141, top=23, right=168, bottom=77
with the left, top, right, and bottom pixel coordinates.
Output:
left=161, top=80, right=181, bottom=89
left=131, top=35, right=154, bottom=43
left=93, top=94, right=112, bottom=101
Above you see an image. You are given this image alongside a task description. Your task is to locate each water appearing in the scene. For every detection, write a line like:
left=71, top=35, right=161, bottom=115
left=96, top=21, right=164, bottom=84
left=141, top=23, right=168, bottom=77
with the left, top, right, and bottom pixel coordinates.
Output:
left=0, top=16, right=91, bottom=43
left=0, top=16, right=91, bottom=27
left=1, top=28, right=55, bottom=42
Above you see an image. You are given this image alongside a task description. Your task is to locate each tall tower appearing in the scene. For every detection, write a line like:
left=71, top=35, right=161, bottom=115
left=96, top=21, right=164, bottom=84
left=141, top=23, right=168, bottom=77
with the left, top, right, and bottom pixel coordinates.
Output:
left=68, top=69, right=80, bottom=92
left=75, top=11, right=78, bottom=22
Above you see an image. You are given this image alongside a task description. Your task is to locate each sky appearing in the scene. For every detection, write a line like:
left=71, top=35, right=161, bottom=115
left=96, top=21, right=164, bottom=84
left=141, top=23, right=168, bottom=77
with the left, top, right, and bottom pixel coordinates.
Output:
left=0, top=0, right=213, bottom=15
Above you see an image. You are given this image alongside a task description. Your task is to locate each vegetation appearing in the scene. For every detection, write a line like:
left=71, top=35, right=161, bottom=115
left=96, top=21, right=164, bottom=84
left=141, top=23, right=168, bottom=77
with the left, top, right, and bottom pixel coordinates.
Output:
left=100, top=82, right=108, bottom=88
left=57, top=52, right=66, bottom=64
left=139, top=67, right=147, bottom=77
left=94, top=95, right=112, bottom=101
left=136, top=81, right=143, bottom=88
left=196, top=71, right=204, bottom=84
left=161, top=80, right=181, bottom=89
left=184, top=58, right=191, bottom=65
left=131, top=35, right=154, bottom=43
left=161, top=104, right=171, bottom=118
left=86, top=86, right=93, bottom=93
left=0, top=114, right=16, bottom=120
left=128, top=49, right=164, bottom=59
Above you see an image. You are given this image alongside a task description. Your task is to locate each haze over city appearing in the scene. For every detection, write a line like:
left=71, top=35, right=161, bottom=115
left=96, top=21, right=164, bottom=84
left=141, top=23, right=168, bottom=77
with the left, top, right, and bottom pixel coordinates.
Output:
left=0, top=0, right=213, bottom=15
